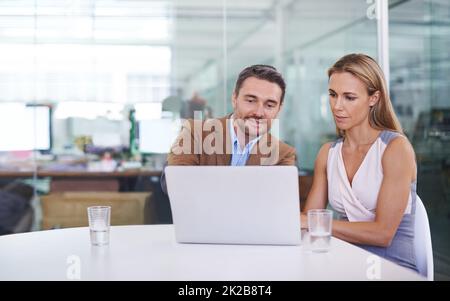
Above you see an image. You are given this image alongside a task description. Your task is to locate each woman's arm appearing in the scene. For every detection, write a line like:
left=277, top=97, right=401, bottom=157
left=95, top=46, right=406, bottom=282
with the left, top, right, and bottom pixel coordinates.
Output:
left=300, top=143, right=331, bottom=228
left=331, top=136, right=416, bottom=247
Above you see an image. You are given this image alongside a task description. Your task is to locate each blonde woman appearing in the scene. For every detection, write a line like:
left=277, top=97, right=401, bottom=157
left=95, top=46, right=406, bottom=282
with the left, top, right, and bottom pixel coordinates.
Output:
left=302, top=53, right=418, bottom=272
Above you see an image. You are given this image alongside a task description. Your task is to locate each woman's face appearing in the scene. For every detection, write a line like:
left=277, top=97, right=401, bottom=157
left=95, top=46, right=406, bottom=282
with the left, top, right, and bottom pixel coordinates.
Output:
left=328, top=71, right=379, bottom=131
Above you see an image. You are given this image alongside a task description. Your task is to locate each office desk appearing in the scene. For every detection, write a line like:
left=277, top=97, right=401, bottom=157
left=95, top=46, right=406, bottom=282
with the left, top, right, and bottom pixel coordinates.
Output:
left=0, top=169, right=161, bottom=178
left=0, top=170, right=313, bottom=205
left=0, top=225, right=424, bottom=281
left=0, top=169, right=162, bottom=192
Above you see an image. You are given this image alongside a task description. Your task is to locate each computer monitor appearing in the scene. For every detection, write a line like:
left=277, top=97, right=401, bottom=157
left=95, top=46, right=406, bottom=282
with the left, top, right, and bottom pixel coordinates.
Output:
left=138, top=118, right=180, bottom=154
left=0, top=104, right=52, bottom=152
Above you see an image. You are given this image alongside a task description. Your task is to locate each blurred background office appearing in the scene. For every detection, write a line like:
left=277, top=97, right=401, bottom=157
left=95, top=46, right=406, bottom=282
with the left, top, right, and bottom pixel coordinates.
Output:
left=0, top=0, right=448, bottom=279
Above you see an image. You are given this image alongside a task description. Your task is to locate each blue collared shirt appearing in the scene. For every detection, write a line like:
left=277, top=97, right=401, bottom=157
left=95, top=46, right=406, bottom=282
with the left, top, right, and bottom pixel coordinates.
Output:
left=229, top=116, right=261, bottom=166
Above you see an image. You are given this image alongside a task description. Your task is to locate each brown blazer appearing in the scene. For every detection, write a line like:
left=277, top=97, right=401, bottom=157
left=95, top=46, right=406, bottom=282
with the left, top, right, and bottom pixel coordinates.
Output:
left=167, top=115, right=297, bottom=166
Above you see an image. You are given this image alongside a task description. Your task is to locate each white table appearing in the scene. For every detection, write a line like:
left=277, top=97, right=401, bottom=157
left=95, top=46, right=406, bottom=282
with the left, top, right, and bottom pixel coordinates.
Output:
left=0, top=225, right=424, bottom=281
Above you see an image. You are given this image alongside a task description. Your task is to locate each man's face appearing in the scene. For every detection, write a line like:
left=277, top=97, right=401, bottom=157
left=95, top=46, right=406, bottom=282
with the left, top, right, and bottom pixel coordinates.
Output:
left=232, top=77, right=283, bottom=138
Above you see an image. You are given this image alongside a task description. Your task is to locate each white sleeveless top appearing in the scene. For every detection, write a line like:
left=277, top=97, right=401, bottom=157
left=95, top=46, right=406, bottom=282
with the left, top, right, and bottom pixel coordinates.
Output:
left=327, top=130, right=413, bottom=222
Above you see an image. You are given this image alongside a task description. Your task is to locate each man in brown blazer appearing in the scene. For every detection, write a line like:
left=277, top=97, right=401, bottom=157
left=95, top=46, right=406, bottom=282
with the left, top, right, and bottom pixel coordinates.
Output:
left=168, top=64, right=296, bottom=167
left=160, top=65, right=297, bottom=195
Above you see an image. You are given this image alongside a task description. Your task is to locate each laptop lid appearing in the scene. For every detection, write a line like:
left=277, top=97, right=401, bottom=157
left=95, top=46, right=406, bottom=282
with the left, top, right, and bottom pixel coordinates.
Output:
left=165, top=166, right=301, bottom=245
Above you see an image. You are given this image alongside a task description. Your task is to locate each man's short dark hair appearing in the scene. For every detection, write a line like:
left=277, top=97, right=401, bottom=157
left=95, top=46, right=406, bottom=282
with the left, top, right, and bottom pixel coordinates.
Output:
left=234, top=64, right=286, bottom=104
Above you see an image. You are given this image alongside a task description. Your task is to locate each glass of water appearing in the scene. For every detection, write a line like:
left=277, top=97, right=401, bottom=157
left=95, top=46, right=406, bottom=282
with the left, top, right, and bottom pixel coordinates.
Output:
left=87, top=206, right=111, bottom=246
left=307, top=209, right=332, bottom=252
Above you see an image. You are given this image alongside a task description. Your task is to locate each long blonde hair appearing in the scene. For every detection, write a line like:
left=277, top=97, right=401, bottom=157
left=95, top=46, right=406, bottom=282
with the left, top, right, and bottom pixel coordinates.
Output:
left=328, top=53, right=403, bottom=137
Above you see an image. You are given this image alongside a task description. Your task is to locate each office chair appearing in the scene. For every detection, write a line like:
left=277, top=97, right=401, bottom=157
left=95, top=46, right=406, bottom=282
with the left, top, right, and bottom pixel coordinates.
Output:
left=0, top=181, right=34, bottom=235
left=12, top=207, right=34, bottom=233
left=414, top=196, right=434, bottom=280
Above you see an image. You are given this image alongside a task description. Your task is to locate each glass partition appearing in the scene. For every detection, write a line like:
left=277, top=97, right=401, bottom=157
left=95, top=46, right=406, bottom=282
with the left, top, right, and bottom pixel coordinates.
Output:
left=389, top=0, right=450, bottom=280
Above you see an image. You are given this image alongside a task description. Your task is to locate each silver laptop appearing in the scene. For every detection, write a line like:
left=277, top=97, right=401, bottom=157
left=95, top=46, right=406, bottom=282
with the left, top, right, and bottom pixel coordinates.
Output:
left=165, top=166, right=301, bottom=245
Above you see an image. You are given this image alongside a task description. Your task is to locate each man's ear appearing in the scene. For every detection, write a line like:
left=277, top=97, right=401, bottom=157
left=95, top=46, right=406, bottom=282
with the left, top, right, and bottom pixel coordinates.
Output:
left=232, top=92, right=237, bottom=110
left=369, top=91, right=380, bottom=107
